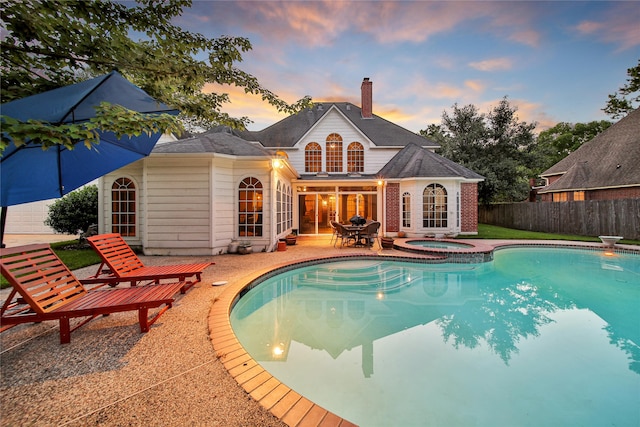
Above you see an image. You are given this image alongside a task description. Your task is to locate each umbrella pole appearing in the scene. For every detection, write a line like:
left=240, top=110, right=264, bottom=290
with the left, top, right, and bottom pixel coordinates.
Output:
left=1, top=206, right=7, bottom=248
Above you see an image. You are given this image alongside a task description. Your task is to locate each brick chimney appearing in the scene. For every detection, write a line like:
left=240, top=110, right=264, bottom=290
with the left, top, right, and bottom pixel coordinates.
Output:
left=361, top=77, right=372, bottom=119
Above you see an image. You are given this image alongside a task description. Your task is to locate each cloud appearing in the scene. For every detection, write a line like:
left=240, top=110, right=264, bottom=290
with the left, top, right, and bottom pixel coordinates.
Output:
left=465, top=80, right=485, bottom=93
left=508, top=30, right=542, bottom=48
left=481, top=4, right=543, bottom=48
left=573, top=3, right=640, bottom=51
left=202, top=82, right=307, bottom=130
left=468, top=58, right=513, bottom=72
left=189, top=1, right=545, bottom=49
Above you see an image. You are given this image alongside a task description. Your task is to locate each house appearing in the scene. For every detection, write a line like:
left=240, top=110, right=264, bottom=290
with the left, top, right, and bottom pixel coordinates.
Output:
left=97, top=78, right=483, bottom=255
left=538, top=108, right=640, bottom=202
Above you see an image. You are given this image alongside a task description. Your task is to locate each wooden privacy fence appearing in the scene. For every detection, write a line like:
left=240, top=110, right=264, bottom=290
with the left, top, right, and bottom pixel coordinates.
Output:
left=479, top=199, right=640, bottom=240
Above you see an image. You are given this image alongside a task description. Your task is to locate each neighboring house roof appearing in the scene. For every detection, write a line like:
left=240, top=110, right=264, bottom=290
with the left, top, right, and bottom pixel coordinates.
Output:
left=238, top=102, right=439, bottom=149
left=539, top=108, right=640, bottom=193
left=152, top=128, right=273, bottom=157
left=378, top=142, right=484, bottom=180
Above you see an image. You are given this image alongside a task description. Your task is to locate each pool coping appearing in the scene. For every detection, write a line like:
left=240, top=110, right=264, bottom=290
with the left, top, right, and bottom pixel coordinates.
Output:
left=393, top=238, right=495, bottom=262
left=208, top=241, right=638, bottom=427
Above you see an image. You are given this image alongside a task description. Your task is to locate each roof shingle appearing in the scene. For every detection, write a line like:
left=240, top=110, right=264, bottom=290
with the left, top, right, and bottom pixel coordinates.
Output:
left=377, top=142, right=484, bottom=180
left=238, top=103, right=439, bottom=149
left=540, top=108, right=640, bottom=192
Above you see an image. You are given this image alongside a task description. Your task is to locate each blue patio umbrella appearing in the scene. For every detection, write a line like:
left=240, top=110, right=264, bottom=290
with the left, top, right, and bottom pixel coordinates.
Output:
left=0, top=71, right=178, bottom=245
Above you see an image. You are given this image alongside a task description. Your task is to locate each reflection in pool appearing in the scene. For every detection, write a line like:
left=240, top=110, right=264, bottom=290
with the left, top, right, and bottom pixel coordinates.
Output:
left=230, top=248, right=640, bottom=427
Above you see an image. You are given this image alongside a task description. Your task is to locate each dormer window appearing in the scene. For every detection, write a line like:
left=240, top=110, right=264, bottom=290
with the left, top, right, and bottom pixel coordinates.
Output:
left=347, top=141, right=364, bottom=173
left=326, top=133, right=343, bottom=173
left=305, top=142, right=322, bottom=173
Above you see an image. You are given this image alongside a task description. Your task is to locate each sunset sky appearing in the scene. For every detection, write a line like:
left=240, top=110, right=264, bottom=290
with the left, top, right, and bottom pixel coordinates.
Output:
left=173, top=1, right=639, bottom=133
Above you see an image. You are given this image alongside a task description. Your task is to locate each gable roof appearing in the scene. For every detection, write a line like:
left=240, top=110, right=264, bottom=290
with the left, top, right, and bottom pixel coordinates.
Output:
left=539, top=108, right=640, bottom=193
left=377, top=142, right=484, bottom=180
left=152, top=128, right=273, bottom=157
left=238, top=102, right=439, bottom=149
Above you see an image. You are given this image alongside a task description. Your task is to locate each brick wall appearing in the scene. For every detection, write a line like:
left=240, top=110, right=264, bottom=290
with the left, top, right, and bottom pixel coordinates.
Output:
left=540, top=186, right=640, bottom=202
left=385, top=183, right=400, bottom=233
left=587, top=187, right=640, bottom=200
left=460, top=182, right=478, bottom=233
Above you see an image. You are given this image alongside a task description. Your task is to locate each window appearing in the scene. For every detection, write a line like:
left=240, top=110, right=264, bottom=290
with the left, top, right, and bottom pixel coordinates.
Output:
left=276, top=181, right=291, bottom=234
left=111, top=177, right=136, bottom=236
left=238, top=177, right=263, bottom=237
left=423, top=183, right=447, bottom=228
left=305, top=142, right=322, bottom=173
left=573, top=191, right=585, bottom=201
left=402, top=192, right=411, bottom=227
left=326, top=133, right=343, bottom=173
left=553, top=192, right=568, bottom=202
left=347, top=142, right=364, bottom=173
left=277, top=181, right=283, bottom=234
left=287, top=185, right=293, bottom=229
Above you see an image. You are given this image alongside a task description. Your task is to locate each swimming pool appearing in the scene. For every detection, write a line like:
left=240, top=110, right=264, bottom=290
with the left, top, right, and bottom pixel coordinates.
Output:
left=230, top=247, right=640, bottom=426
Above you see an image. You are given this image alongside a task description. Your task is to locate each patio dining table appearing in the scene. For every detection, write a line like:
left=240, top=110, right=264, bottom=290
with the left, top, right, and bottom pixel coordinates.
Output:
left=342, top=224, right=368, bottom=246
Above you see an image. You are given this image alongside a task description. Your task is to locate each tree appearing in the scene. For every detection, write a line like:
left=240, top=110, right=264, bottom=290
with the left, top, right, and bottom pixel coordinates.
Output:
left=421, top=97, right=537, bottom=204
left=603, top=59, right=640, bottom=119
left=532, top=120, right=612, bottom=174
left=45, top=185, right=98, bottom=236
left=1, top=0, right=311, bottom=154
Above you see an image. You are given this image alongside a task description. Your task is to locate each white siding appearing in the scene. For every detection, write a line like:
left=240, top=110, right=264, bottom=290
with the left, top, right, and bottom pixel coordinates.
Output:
left=287, top=108, right=400, bottom=175
left=100, top=163, right=144, bottom=244
left=398, top=178, right=461, bottom=236
left=5, top=180, right=100, bottom=235
left=231, top=159, right=273, bottom=251
left=4, top=200, right=57, bottom=234
left=211, top=157, right=235, bottom=250
left=143, top=157, right=211, bottom=254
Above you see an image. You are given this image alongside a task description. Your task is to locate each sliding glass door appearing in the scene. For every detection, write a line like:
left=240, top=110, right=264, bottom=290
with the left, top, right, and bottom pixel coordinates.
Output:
left=298, top=193, right=335, bottom=234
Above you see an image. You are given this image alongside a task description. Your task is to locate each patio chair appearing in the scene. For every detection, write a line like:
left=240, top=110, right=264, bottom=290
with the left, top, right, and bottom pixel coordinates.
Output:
left=0, top=244, right=187, bottom=344
left=359, top=221, right=381, bottom=247
left=334, top=223, right=358, bottom=248
left=329, top=220, right=340, bottom=245
left=81, top=233, right=213, bottom=292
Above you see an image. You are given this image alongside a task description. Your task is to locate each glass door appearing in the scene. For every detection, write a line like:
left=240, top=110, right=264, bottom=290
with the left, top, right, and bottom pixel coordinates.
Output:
left=318, top=193, right=335, bottom=234
left=298, top=193, right=336, bottom=235
left=339, top=193, right=377, bottom=223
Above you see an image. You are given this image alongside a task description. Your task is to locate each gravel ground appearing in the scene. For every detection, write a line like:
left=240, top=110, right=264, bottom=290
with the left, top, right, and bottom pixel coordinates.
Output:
left=0, top=236, right=381, bottom=427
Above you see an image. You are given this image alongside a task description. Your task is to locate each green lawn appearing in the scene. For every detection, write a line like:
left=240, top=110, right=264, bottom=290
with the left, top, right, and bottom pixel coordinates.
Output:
left=1, top=240, right=101, bottom=289
left=468, top=224, right=640, bottom=245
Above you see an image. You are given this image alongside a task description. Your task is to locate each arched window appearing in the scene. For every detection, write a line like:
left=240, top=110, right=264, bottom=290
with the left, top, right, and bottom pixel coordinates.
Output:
left=305, top=142, right=322, bottom=173
left=402, top=192, right=411, bottom=228
left=277, top=181, right=283, bottom=234
left=423, top=184, right=447, bottom=228
left=287, top=185, right=293, bottom=229
left=326, top=133, right=343, bottom=173
left=111, top=177, right=136, bottom=236
left=238, top=177, right=263, bottom=237
left=347, top=141, right=364, bottom=173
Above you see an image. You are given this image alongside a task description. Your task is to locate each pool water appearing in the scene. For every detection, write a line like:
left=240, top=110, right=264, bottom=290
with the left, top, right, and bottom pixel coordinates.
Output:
left=230, top=248, right=640, bottom=427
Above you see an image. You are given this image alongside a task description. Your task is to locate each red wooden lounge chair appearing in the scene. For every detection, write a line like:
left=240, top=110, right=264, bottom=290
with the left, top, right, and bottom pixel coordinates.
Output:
left=81, top=233, right=213, bottom=293
left=1, top=244, right=188, bottom=344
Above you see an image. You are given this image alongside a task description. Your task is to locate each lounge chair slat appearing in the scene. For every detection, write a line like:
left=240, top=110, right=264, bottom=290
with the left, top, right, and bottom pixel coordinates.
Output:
left=84, top=233, right=213, bottom=290
left=1, top=243, right=187, bottom=344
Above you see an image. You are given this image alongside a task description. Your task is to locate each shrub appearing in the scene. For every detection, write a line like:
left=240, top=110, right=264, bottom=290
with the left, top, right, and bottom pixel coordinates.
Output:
left=45, top=185, right=98, bottom=236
